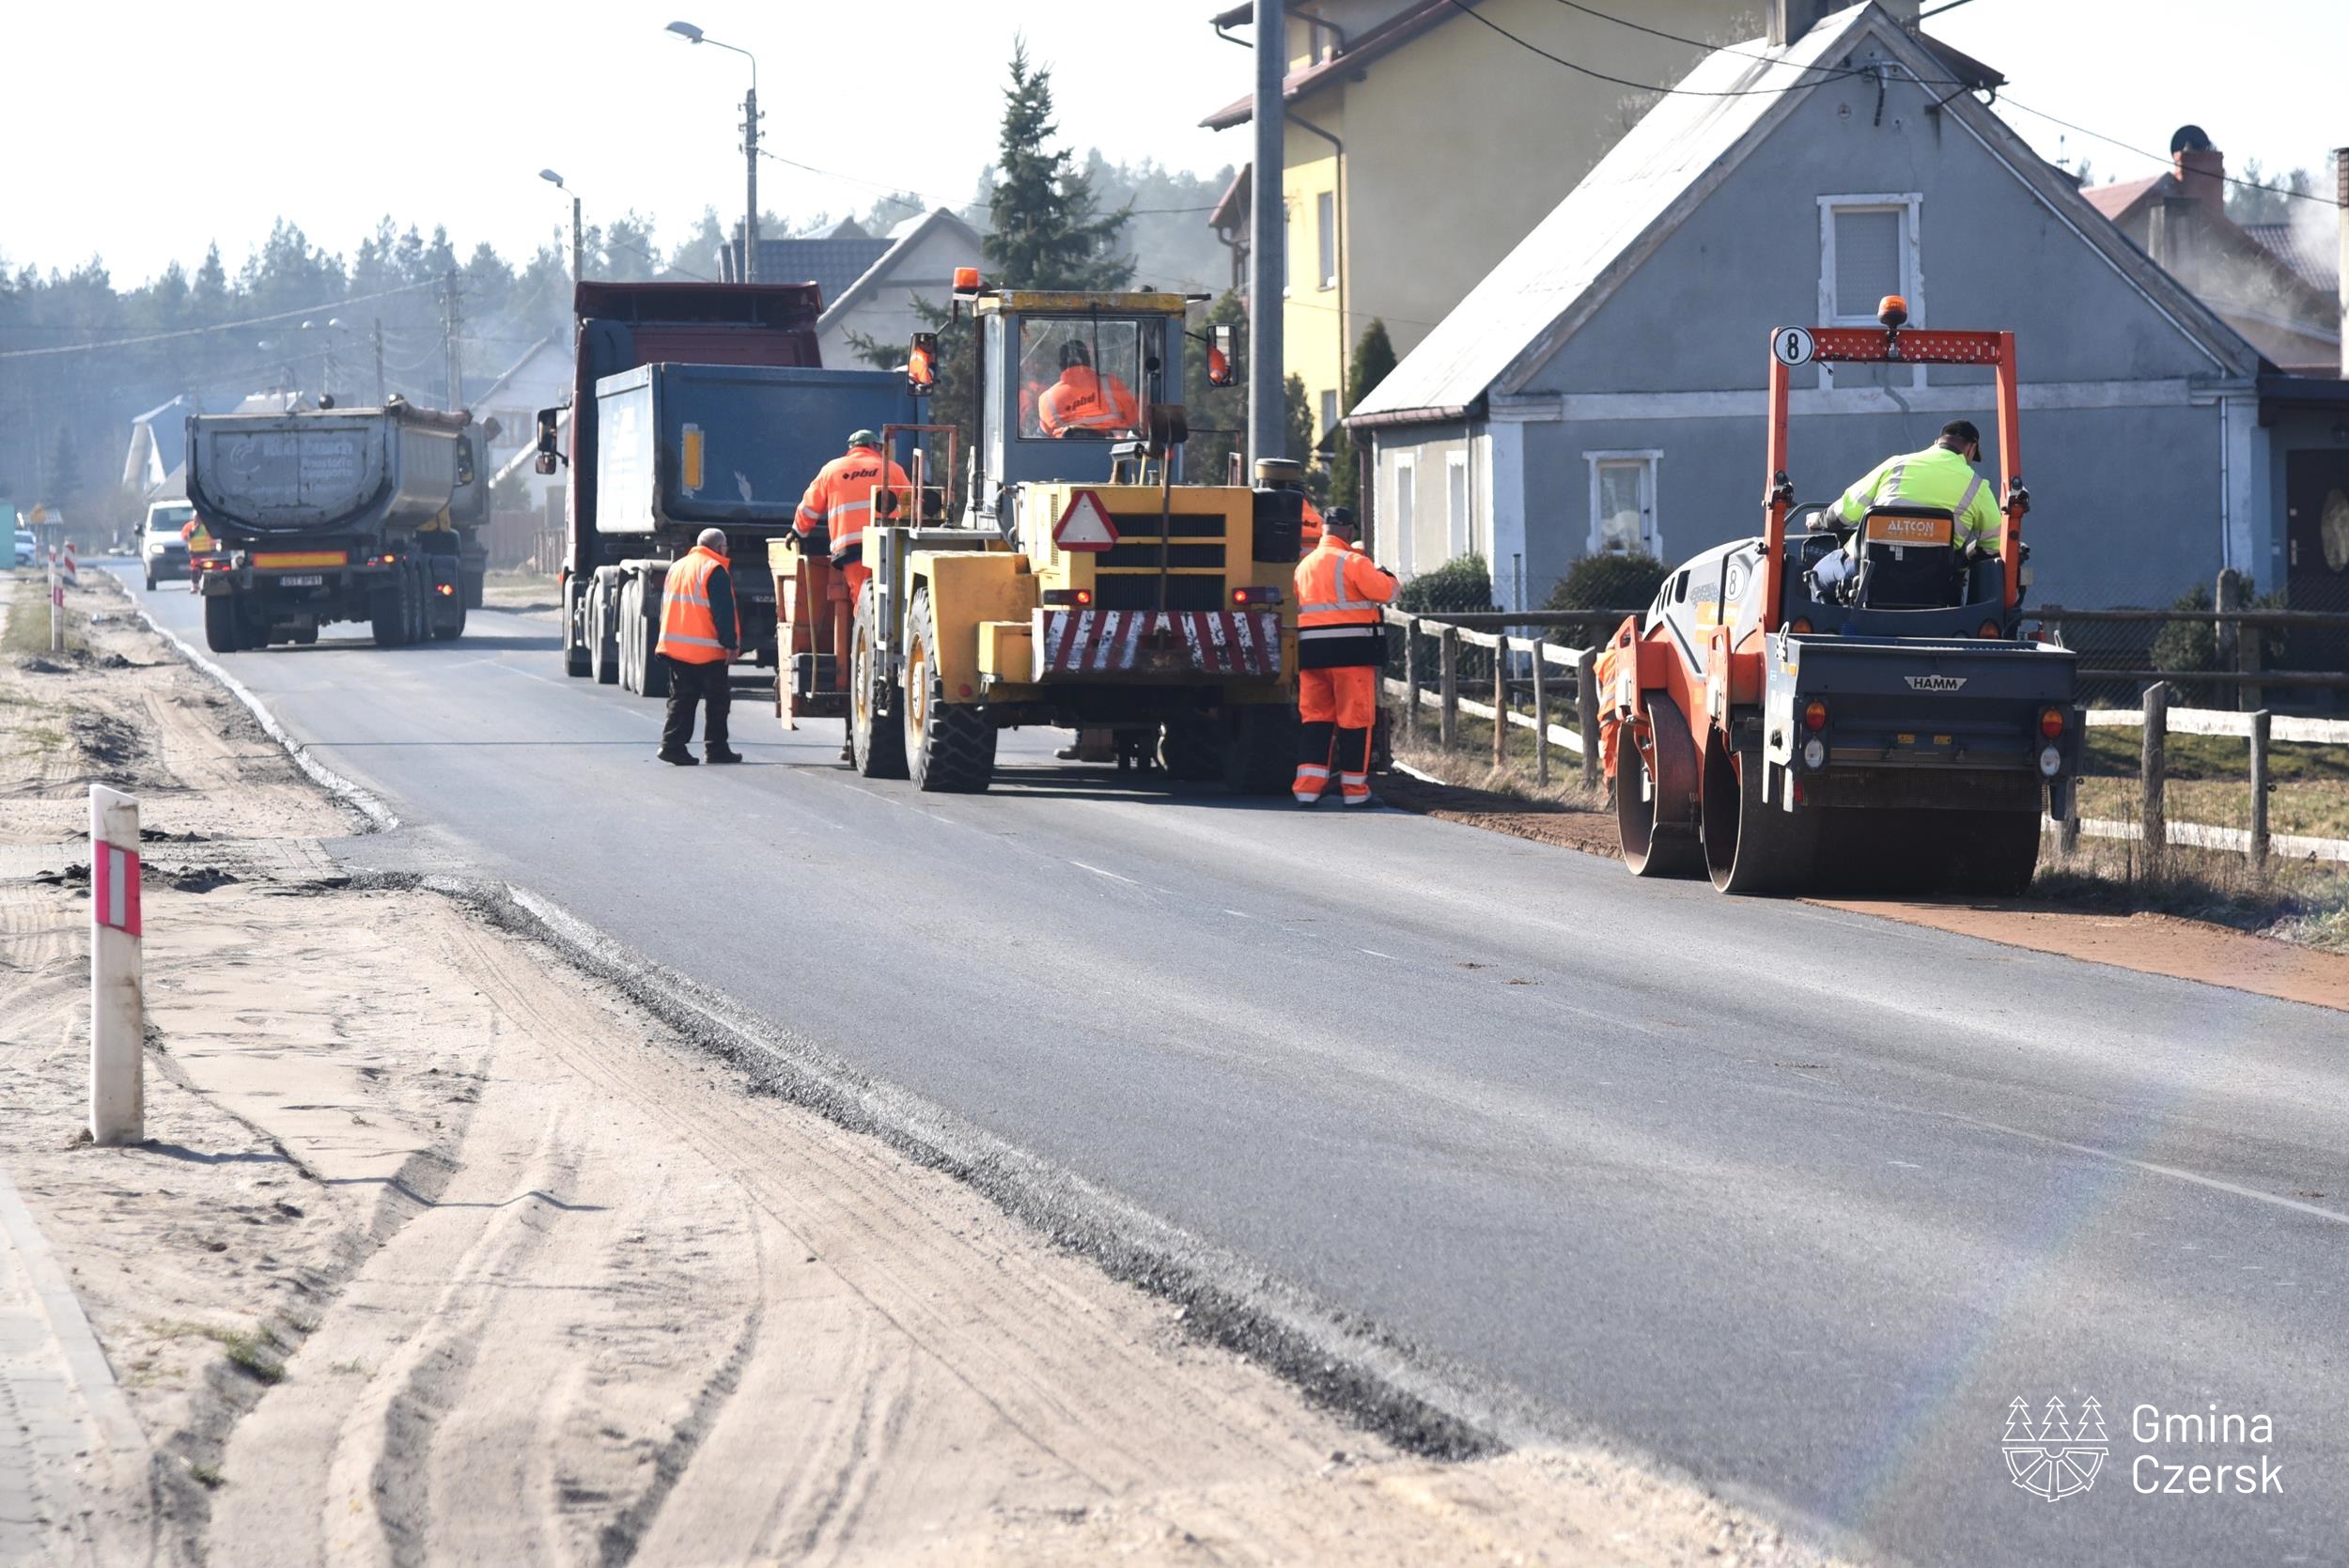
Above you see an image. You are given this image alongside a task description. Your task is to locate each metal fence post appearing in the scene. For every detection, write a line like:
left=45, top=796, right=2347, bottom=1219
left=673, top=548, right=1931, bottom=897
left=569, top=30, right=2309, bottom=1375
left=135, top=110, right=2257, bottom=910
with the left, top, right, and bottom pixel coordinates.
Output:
left=1576, top=654, right=1599, bottom=791
left=1439, top=626, right=1459, bottom=751
left=2249, top=708, right=2271, bottom=867
left=1531, top=642, right=1550, bottom=787
left=2140, top=684, right=2168, bottom=877
left=1492, top=638, right=1509, bottom=769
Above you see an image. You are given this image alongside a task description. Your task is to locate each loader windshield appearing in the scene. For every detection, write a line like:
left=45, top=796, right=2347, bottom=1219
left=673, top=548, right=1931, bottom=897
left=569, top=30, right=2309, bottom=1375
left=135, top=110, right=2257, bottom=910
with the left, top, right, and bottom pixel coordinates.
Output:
left=1019, top=318, right=1145, bottom=440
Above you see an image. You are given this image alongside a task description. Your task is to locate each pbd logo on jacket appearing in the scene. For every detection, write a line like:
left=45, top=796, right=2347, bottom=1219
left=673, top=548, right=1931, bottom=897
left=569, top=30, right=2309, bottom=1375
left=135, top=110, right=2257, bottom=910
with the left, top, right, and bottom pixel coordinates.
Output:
left=2004, top=1395, right=2108, bottom=1502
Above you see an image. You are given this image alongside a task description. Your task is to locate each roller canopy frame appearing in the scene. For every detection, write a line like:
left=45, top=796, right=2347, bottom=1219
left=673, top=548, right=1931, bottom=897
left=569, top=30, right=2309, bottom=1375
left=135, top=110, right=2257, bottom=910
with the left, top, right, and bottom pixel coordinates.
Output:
left=1762, top=326, right=2024, bottom=633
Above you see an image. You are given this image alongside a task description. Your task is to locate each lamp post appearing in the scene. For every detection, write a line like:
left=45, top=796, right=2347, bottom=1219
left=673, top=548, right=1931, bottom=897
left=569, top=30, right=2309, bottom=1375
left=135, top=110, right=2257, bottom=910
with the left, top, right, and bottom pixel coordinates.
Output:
left=300, top=317, right=346, bottom=402
left=666, top=20, right=760, bottom=283
left=539, top=168, right=584, bottom=286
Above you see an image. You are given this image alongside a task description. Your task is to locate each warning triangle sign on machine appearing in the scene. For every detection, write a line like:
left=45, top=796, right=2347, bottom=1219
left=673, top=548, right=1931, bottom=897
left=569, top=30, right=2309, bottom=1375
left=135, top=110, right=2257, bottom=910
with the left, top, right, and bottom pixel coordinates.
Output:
left=1052, top=489, right=1120, bottom=552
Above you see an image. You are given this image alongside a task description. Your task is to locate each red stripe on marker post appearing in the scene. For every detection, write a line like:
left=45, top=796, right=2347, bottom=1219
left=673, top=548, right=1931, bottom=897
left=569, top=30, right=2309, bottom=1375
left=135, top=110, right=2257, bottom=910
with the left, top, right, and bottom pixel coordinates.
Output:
left=94, top=841, right=143, bottom=937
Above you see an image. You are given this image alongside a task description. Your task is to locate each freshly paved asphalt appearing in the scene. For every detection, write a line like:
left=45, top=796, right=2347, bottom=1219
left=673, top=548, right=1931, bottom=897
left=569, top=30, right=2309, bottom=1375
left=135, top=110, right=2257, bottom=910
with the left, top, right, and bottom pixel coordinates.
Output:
left=124, top=567, right=2348, bottom=1567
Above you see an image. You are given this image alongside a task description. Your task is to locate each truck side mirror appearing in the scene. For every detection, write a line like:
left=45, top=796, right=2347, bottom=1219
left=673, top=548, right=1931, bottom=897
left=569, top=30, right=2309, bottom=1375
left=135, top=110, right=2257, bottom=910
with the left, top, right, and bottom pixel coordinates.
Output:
left=908, top=332, right=938, bottom=397
left=533, top=406, right=564, bottom=474
left=1207, top=324, right=1237, bottom=388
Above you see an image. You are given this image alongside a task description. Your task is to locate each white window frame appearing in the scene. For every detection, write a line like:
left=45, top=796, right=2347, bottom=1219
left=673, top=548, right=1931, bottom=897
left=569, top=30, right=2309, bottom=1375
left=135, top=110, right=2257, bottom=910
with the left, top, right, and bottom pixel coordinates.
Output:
left=1392, top=454, right=1419, bottom=575
left=1445, top=451, right=1470, bottom=560
left=1584, top=449, right=1662, bottom=559
left=1319, top=388, right=1339, bottom=443
left=1316, top=191, right=1338, bottom=290
left=1818, top=193, right=1923, bottom=390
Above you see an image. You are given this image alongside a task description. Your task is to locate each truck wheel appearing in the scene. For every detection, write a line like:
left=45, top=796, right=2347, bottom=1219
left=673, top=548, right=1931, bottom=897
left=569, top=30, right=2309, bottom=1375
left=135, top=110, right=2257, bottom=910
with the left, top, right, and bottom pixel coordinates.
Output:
left=1702, top=742, right=1820, bottom=895
left=563, top=580, right=591, bottom=676
left=203, top=594, right=241, bottom=654
left=1617, top=695, right=1704, bottom=877
left=144, top=565, right=155, bottom=592
left=849, top=593, right=909, bottom=780
left=903, top=588, right=994, bottom=793
left=431, top=602, right=465, bottom=641
left=1223, top=706, right=1299, bottom=796
left=1157, top=719, right=1223, bottom=782
left=615, top=580, right=638, bottom=692
left=371, top=577, right=407, bottom=648
left=589, top=578, right=618, bottom=685
left=407, top=559, right=429, bottom=645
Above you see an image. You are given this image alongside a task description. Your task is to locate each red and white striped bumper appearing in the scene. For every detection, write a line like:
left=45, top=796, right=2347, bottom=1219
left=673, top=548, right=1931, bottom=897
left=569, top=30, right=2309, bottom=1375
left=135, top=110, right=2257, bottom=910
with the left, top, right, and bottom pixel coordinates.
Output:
left=1034, top=609, right=1283, bottom=680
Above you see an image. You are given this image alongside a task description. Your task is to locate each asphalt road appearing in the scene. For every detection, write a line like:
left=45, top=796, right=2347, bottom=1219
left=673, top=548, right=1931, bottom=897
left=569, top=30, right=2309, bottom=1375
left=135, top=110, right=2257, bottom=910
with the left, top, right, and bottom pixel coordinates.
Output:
left=122, top=567, right=2349, bottom=1568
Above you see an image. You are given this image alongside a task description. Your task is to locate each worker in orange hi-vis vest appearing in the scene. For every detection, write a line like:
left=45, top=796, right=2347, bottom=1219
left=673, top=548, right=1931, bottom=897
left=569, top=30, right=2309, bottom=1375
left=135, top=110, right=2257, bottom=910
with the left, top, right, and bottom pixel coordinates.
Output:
left=1036, top=341, right=1141, bottom=438
left=1290, top=510, right=1395, bottom=807
left=794, top=430, right=910, bottom=606
left=654, top=529, right=742, bottom=767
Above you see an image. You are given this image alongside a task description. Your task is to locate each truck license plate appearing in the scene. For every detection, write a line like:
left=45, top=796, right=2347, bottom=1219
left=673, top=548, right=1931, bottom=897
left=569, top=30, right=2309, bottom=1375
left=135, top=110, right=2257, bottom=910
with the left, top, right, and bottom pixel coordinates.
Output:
left=279, top=574, right=323, bottom=586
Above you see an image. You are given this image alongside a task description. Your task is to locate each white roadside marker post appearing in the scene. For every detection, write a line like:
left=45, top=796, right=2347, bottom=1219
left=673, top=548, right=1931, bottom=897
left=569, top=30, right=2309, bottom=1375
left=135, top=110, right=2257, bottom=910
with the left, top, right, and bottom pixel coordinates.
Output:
left=89, top=785, right=145, bottom=1146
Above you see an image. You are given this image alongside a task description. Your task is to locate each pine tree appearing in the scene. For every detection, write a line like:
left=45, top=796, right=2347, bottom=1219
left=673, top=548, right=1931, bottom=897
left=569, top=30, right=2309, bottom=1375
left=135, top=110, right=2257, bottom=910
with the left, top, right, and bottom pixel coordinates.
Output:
left=2003, top=1398, right=2036, bottom=1443
left=1327, top=318, right=1397, bottom=512
left=2041, top=1397, right=2071, bottom=1443
left=985, top=40, right=1132, bottom=290
left=2073, top=1398, right=2108, bottom=1444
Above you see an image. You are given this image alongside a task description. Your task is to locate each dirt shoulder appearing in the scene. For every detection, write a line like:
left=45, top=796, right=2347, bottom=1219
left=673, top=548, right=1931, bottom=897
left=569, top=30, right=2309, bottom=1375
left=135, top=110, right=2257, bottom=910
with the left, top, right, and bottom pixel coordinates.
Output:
left=1, top=573, right=1854, bottom=1566
left=1384, top=749, right=2349, bottom=1015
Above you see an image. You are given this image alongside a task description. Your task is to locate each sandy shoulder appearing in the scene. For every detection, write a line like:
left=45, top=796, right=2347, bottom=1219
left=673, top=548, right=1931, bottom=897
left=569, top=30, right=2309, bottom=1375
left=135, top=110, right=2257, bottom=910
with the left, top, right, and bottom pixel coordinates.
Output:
left=1, top=574, right=1856, bottom=1567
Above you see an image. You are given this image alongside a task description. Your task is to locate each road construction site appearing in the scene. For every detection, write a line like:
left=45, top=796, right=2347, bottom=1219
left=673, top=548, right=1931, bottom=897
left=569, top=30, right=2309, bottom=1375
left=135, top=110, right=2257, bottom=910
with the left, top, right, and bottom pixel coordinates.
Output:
left=1, top=553, right=2339, bottom=1568
left=5, top=571, right=1846, bottom=1567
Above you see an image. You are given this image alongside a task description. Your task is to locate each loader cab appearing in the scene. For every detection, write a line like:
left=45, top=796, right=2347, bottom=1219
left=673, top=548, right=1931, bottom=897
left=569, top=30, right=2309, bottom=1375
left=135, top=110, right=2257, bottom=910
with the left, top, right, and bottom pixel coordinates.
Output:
left=969, top=291, right=1191, bottom=525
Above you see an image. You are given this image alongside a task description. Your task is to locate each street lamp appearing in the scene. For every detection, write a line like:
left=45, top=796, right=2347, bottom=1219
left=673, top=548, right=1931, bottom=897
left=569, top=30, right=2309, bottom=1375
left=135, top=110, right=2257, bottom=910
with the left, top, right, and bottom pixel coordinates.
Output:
left=300, top=317, right=347, bottom=401
left=665, top=19, right=761, bottom=283
left=539, top=168, right=584, bottom=287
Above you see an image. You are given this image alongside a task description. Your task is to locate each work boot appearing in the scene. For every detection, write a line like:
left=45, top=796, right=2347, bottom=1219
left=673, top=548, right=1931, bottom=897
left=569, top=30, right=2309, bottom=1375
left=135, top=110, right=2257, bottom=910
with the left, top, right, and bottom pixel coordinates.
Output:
left=657, top=749, right=700, bottom=767
left=707, top=745, right=744, bottom=765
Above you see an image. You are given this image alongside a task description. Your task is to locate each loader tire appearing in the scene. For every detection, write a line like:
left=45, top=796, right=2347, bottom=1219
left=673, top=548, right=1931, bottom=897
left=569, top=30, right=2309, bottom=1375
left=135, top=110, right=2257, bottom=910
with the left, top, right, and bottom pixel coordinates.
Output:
left=204, top=593, right=242, bottom=654
left=1617, top=693, right=1704, bottom=878
left=1223, top=706, right=1299, bottom=797
left=903, top=589, right=995, bottom=793
left=635, top=579, right=669, bottom=697
left=617, top=579, right=641, bottom=693
left=850, top=592, right=909, bottom=780
left=1703, top=741, right=1820, bottom=895
left=1157, top=719, right=1224, bottom=783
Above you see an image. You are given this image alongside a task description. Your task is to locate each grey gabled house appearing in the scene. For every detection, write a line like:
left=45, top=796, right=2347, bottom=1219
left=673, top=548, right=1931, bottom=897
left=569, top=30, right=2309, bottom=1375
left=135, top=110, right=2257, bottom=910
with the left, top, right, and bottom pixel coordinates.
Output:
left=1346, top=1, right=2270, bottom=613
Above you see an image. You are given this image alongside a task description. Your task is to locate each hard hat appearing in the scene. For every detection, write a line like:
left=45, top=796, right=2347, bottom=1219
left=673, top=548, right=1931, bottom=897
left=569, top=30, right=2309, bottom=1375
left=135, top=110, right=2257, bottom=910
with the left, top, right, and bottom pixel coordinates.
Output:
left=848, top=428, right=879, bottom=449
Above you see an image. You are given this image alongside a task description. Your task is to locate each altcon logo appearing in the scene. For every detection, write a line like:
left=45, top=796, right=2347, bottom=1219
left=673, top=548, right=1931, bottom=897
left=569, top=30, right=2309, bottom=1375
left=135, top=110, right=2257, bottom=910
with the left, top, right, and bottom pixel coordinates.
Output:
left=2004, top=1395, right=2108, bottom=1502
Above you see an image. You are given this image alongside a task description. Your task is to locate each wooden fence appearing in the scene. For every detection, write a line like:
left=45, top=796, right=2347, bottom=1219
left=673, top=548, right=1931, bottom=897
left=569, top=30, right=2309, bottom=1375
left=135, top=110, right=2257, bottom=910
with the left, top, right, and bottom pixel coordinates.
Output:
left=2069, top=692, right=2349, bottom=866
left=1381, top=609, right=1610, bottom=788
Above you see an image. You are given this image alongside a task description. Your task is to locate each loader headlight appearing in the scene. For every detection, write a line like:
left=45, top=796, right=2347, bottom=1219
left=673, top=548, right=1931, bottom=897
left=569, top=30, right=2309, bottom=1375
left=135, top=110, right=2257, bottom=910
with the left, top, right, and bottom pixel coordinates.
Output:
left=1801, top=737, right=1828, bottom=769
left=2038, top=744, right=2062, bottom=778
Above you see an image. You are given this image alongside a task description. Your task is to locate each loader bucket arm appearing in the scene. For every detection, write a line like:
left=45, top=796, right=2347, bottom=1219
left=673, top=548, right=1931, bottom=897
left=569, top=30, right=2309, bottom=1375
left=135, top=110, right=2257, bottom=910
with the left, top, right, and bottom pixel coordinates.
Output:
left=1762, top=325, right=2024, bottom=632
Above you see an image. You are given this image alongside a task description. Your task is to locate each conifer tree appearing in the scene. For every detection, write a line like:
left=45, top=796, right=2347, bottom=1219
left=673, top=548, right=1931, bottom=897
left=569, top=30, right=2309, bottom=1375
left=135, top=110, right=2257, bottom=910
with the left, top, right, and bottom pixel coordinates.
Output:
left=985, top=40, right=1132, bottom=290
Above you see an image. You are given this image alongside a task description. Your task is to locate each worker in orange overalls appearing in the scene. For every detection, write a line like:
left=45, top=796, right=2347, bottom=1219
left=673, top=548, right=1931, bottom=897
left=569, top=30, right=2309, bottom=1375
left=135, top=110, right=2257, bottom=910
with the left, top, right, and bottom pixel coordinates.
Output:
left=1037, top=341, right=1140, bottom=438
left=1291, top=508, right=1395, bottom=807
left=795, top=429, right=910, bottom=606
left=1299, top=497, right=1330, bottom=553
left=655, top=528, right=741, bottom=767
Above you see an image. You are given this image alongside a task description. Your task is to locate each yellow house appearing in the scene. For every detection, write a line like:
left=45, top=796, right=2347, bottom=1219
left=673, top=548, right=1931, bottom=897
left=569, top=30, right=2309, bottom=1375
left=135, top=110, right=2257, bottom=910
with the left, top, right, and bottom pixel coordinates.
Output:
left=1202, top=0, right=1778, bottom=464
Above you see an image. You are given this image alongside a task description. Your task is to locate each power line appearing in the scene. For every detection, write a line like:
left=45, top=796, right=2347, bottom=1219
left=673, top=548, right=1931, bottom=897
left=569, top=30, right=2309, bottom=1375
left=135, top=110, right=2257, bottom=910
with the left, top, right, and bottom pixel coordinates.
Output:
left=1439, top=0, right=1868, bottom=97
left=0, top=278, right=441, bottom=360
left=1539, top=0, right=1855, bottom=79
left=1995, top=96, right=2345, bottom=209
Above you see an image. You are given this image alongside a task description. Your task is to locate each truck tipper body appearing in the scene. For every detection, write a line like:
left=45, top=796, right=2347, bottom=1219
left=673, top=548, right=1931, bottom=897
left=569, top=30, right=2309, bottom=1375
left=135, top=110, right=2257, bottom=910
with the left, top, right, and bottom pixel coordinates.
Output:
left=543, top=282, right=910, bottom=695
left=182, top=398, right=489, bottom=652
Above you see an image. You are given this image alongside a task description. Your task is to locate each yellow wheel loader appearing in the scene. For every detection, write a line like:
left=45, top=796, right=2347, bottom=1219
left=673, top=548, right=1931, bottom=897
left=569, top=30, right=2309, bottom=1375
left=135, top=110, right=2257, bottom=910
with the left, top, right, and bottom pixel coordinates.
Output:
left=781, top=279, right=1301, bottom=794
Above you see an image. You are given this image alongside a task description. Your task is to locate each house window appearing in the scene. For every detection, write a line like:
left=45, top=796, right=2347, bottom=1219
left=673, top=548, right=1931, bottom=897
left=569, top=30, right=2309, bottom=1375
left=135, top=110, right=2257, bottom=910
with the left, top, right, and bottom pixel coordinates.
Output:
left=1319, top=388, right=1339, bottom=442
left=1316, top=192, right=1337, bottom=290
left=1585, top=451, right=1662, bottom=557
left=1392, top=456, right=1419, bottom=573
left=1446, top=452, right=1470, bottom=559
left=1818, top=194, right=1922, bottom=326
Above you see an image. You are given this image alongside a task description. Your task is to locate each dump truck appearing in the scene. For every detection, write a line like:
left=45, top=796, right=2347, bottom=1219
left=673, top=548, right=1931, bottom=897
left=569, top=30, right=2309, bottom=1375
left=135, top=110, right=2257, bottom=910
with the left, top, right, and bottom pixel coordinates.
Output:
left=536, top=281, right=908, bottom=695
left=1599, top=303, right=2081, bottom=895
left=183, top=397, right=490, bottom=652
left=778, top=278, right=1299, bottom=793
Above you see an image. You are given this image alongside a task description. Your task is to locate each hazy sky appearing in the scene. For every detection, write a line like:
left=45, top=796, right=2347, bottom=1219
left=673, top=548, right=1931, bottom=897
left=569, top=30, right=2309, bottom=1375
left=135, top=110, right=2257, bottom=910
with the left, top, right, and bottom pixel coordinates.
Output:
left=4, top=0, right=2343, bottom=289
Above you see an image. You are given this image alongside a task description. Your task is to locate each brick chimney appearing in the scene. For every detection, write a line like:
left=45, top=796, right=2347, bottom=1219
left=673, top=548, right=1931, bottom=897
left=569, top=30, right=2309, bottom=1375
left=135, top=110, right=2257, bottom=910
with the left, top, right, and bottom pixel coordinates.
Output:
left=2170, top=125, right=2226, bottom=216
left=2337, top=147, right=2348, bottom=379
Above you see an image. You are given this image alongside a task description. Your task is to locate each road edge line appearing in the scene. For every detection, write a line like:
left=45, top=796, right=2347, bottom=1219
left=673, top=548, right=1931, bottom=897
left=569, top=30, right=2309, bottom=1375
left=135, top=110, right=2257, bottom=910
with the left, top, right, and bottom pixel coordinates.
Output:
left=445, top=873, right=1555, bottom=1464
left=128, top=599, right=398, bottom=832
